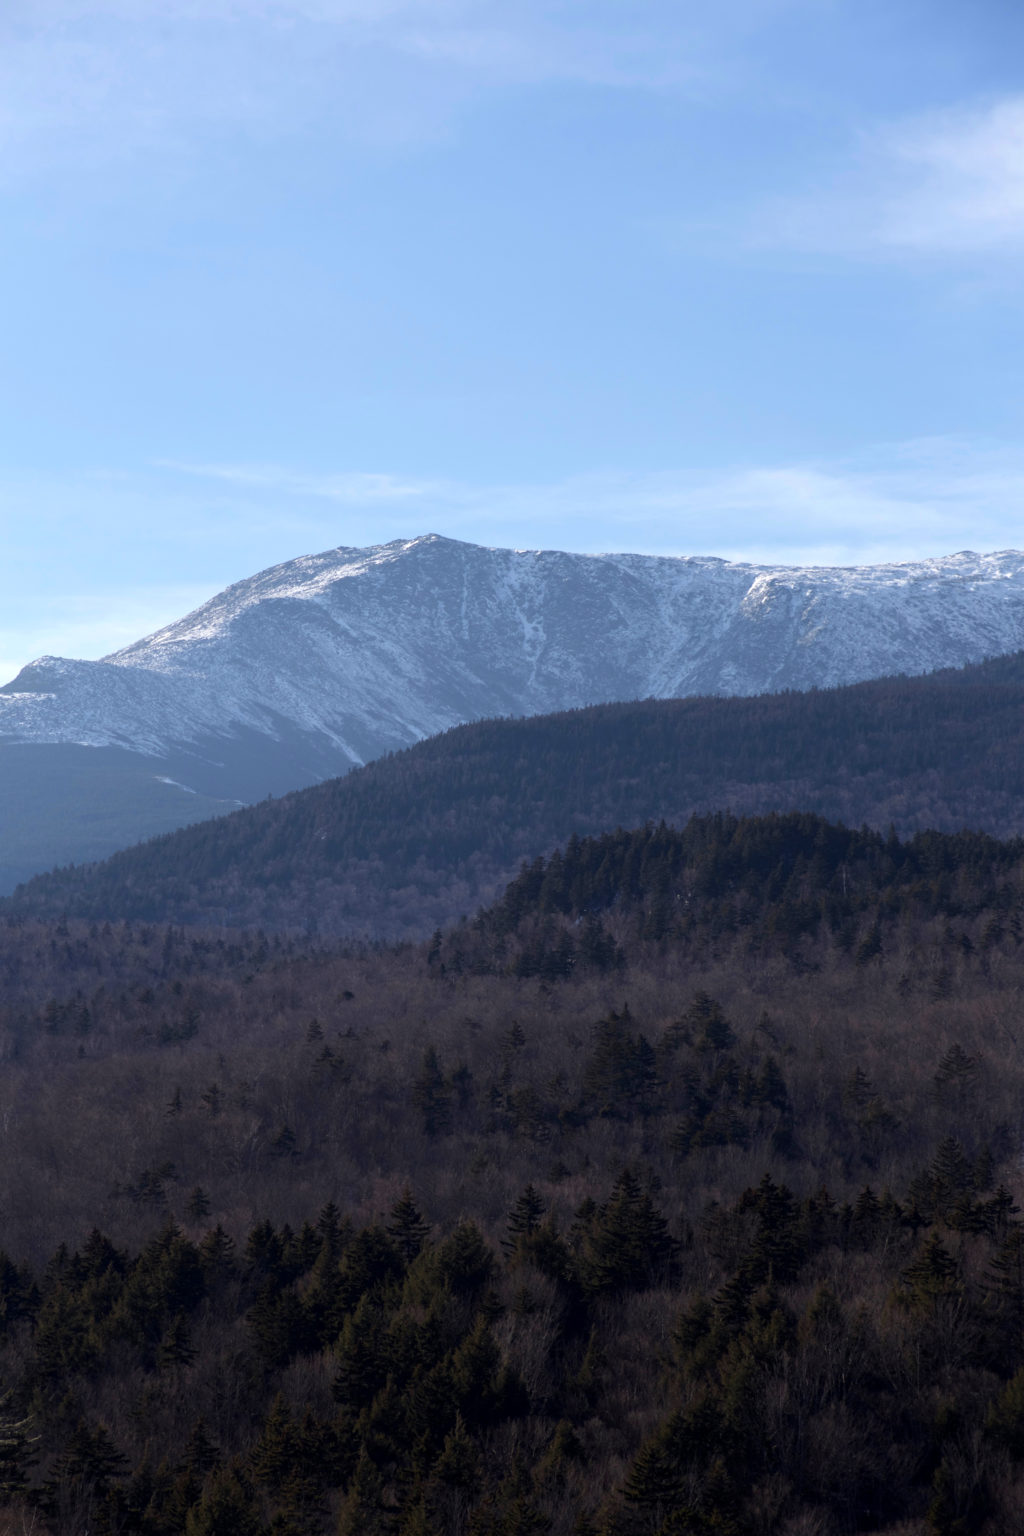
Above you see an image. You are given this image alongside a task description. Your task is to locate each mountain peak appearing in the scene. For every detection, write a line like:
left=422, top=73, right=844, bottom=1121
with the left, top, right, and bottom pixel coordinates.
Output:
left=2, top=534, right=1024, bottom=771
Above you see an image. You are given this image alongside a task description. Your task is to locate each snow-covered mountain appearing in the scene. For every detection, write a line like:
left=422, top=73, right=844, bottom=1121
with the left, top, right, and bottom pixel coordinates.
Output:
left=3, top=534, right=1024, bottom=889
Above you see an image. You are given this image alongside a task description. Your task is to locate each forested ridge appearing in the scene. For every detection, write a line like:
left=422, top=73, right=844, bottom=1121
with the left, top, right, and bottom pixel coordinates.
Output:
left=9, top=649, right=1024, bottom=936
left=7, top=815, right=1024, bottom=1531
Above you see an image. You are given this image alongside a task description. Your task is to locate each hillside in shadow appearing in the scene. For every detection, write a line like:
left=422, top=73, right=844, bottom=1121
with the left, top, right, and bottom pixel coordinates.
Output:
left=9, top=651, right=1024, bottom=936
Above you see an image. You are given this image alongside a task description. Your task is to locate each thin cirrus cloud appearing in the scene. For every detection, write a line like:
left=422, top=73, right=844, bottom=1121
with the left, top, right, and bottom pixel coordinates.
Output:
left=758, top=96, right=1024, bottom=258
left=3, top=440, right=1021, bottom=677
left=158, top=442, right=1024, bottom=567
left=0, top=0, right=748, bottom=178
left=158, top=461, right=442, bottom=504
left=0, top=0, right=840, bottom=189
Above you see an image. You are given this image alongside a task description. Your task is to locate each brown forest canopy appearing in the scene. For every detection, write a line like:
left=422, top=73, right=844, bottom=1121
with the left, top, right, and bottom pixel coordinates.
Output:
left=7, top=812, right=1024, bottom=1531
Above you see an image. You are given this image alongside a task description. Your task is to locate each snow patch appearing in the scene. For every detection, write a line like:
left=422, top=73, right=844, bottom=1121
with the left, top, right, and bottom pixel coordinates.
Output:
left=2, top=537, right=1024, bottom=778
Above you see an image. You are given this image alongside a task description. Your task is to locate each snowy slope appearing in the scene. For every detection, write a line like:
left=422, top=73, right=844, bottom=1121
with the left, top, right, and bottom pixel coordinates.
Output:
left=4, top=536, right=1024, bottom=776
left=4, top=533, right=1024, bottom=892
left=5, top=534, right=1024, bottom=774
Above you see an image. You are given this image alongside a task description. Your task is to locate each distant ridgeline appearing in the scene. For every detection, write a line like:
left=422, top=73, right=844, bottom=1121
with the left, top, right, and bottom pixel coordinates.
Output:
left=7, top=649, right=1024, bottom=936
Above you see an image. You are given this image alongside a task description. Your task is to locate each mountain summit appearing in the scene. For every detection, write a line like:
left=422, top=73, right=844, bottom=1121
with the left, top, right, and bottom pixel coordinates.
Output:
left=3, top=535, right=1024, bottom=889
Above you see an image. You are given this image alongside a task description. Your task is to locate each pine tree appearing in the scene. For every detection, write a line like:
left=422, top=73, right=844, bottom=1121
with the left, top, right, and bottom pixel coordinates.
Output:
left=250, top=1394, right=296, bottom=1492
left=158, top=1311, right=197, bottom=1369
left=179, top=1419, right=220, bottom=1479
left=581, top=1170, right=676, bottom=1294
left=620, top=1419, right=685, bottom=1513
left=198, top=1225, right=237, bottom=1287
left=337, top=1447, right=392, bottom=1536
left=42, top=1420, right=127, bottom=1525
left=665, top=992, right=736, bottom=1053
left=433, top=1414, right=479, bottom=1492
left=900, top=1232, right=962, bottom=1311
left=316, top=1199, right=348, bottom=1257
left=934, top=1043, right=978, bottom=1105
left=184, top=1466, right=261, bottom=1536
left=412, top=1048, right=454, bottom=1137
left=332, top=1296, right=389, bottom=1411
left=186, top=1186, right=212, bottom=1223
left=502, top=1186, right=546, bottom=1255
left=388, top=1189, right=431, bottom=1261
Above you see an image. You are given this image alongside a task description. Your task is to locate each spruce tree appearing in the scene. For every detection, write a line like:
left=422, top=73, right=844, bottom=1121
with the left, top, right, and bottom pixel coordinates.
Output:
left=388, top=1189, right=431, bottom=1262
left=412, top=1048, right=454, bottom=1137
left=502, top=1186, right=546, bottom=1255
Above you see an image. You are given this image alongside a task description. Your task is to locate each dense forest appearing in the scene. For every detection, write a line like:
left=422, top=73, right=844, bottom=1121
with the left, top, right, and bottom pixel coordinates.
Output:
left=6, top=814, right=1024, bottom=1532
left=8, top=650, right=1024, bottom=936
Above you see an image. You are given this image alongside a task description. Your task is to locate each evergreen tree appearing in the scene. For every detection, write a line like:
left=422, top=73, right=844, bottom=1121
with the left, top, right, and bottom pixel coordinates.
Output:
left=502, top=1186, right=546, bottom=1255
left=157, top=1311, right=197, bottom=1370
left=899, top=1232, right=962, bottom=1311
left=250, top=1394, right=297, bottom=1492
left=412, top=1048, right=454, bottom=1137
left=184, top=1466, right=261, bottom=1536
left=620, top=1418, right=685, bottom=1516
left=388, top=1188, right=431, bottom=1261
left=337, top=1447, right=392, bottom=1536
left=179, top=1419, right=220, bottom=1479
left=581, top=1170, right=676, bottom=1294
left=186, top=1186, right=212, bottom=1223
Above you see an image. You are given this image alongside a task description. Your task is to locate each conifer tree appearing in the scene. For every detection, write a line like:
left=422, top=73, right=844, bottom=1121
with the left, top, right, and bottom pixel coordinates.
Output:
left=433, top=1413, right=479, bottom=1492
left=503, top=1186, right=546, bottom=1255
left=669, top=992, right=736, bottom=1053
left=620, top=1418, right=685, bottom=1516
left=42, top=1421, right=127, bottom=1523
left=412, top=1047, right=454, bottom=1137
left=186, top=1186, right=212, bottom=1223
left=157, top=1311, right=197, bottom=1370
left=184, top=1466, right=261, bottom=1536
left=332, top=1296, right=389, bottom=1411
left=316, top=1199, right=348, bottom=1257
left=198, top=1225, right=236, bottom=1287
left=899, top=1232, right=962, bottom=1311
left=337, top=1447, right=392, bottom=1536
left=250, top=1394, right=296, bottom=1492
left=581, top=1170, right=675, bottom=1295
left=179, top=1419, right=220, bottom=1479
left=388, top=1188, right=431, bottom=1261
left=428, top=1221, right=495, bottom=1298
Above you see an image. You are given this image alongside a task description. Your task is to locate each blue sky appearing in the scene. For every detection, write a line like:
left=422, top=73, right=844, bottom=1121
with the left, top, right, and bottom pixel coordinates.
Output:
left=3, top=0, right=1024, bottom=682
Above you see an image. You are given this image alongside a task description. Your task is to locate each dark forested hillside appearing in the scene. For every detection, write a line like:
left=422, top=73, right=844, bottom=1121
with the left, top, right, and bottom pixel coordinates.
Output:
left=7, top=814, right=1024, bottom=1532
left=8, top=649, right=1024, bottom=936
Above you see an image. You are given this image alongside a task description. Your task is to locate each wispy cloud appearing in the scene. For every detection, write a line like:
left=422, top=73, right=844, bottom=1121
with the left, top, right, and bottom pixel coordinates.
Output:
left=4, top=436, right=1023, bottom=678
left=759, top=96, right=1024, bottom=259
left=158, top=438, right=1024, bottom=568
left=158, top=461, right=442, bottom=502
left=0, top=1, right=751, bottom=181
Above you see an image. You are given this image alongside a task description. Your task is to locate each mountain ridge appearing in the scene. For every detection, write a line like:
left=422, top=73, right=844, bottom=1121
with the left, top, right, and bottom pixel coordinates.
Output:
left=10, top=647, right=1024, bottom=936
left=7, top=536, right=1024, bottom=760
left=5, top=534, right=1024, bottom=891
